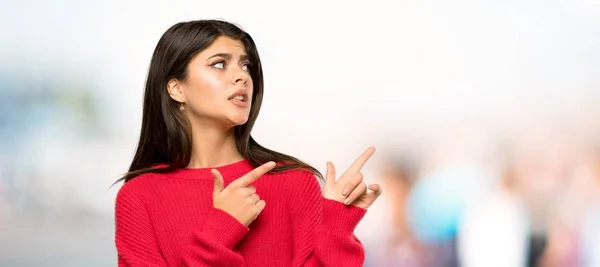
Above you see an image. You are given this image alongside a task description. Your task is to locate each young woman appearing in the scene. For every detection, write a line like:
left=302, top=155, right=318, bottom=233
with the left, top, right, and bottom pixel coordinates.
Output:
left=114, top=19, right=382, bottom=267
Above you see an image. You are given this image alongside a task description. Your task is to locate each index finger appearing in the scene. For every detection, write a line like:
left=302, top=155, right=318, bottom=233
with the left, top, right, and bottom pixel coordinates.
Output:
left=232, top=161, right=276, bottom=187
left=342, top=146, right=376, bottom=177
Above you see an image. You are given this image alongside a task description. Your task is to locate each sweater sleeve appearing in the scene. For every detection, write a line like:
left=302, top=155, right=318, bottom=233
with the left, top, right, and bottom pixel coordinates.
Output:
left=115, top=181, right=248, bottom=267
left=290, top=172, right=367, bottom=267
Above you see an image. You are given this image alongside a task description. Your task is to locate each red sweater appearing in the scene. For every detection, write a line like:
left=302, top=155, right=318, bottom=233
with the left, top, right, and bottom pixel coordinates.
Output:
left=114, top=160, right=367, bottom=267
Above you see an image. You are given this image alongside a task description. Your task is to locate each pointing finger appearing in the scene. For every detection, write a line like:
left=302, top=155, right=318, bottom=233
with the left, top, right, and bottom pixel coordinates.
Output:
left=341, top=146, right=376, bottom=179
left=232, top=161, right=276, bottom=187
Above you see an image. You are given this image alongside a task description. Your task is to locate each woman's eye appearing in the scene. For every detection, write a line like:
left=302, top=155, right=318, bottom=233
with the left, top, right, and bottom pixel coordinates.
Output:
left=212, top=62, right=225, bottom=69
left=241, top=64, right=250, bottom=72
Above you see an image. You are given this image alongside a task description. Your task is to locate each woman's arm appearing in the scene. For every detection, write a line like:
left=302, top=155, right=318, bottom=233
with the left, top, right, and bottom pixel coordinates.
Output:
left=115, top=182, right=248, bottom=267
left=290, top=171, right=367, bottom=267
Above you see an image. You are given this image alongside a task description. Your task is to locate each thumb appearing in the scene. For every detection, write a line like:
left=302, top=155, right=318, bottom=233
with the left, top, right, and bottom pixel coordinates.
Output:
left=211, top=169, right=224, bottom=196
left=325, top=161, right=336, bottom=186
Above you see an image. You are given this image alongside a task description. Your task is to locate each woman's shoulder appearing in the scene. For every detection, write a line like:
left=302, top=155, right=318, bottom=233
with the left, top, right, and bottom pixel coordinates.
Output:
left=273, top=167, right=322, bottom=189
left=115, top=172, right=165, bottom=202
left=270, top=167, right=324, bottom=206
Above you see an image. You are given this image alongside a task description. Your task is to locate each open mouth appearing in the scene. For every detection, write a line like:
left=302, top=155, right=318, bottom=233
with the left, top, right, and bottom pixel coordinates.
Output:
left=228, top=94, right=248, bottom=102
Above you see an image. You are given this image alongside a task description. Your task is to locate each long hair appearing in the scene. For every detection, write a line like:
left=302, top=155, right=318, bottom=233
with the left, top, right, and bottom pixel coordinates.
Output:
left=117, top=20, right=322, bottom=183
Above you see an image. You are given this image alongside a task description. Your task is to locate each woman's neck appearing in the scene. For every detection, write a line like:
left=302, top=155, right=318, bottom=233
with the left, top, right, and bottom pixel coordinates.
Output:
left=187, top=121, right=244, bottom=169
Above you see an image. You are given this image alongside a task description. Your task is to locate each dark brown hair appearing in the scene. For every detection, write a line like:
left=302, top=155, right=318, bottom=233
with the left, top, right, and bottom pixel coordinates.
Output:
left=117, top=20, right=322, bottom=183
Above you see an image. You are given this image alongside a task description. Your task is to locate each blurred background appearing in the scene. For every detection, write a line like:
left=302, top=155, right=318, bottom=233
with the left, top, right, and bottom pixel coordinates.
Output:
left=1, top=0, right=600, bottom=266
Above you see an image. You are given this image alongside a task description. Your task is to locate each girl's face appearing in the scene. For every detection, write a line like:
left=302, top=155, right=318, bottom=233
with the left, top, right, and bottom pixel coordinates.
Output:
left=168, top=36, right=254, bottom=128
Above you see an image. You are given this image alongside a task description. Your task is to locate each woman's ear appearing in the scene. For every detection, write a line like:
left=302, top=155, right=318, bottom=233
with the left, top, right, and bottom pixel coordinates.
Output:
left=167, top=78, right=186, bottom=103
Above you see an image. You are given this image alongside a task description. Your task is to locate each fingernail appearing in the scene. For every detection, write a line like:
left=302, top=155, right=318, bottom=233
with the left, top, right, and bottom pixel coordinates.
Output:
left=267, top=161, right=276, bottom=167
left=344, top=199, right=351, bottom=205
left=342, top=188, right=350, bottom=196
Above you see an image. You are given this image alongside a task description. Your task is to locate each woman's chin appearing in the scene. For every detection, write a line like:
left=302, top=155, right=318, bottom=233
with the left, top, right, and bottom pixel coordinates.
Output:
left=227, top=116, right=249, bottom=126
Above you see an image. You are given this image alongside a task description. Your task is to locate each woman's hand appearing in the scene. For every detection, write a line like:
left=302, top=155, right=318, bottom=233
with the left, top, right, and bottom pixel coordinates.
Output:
left=212, top=161, right=276, bottom=226
left=323, top=146, right=383, bottom=209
